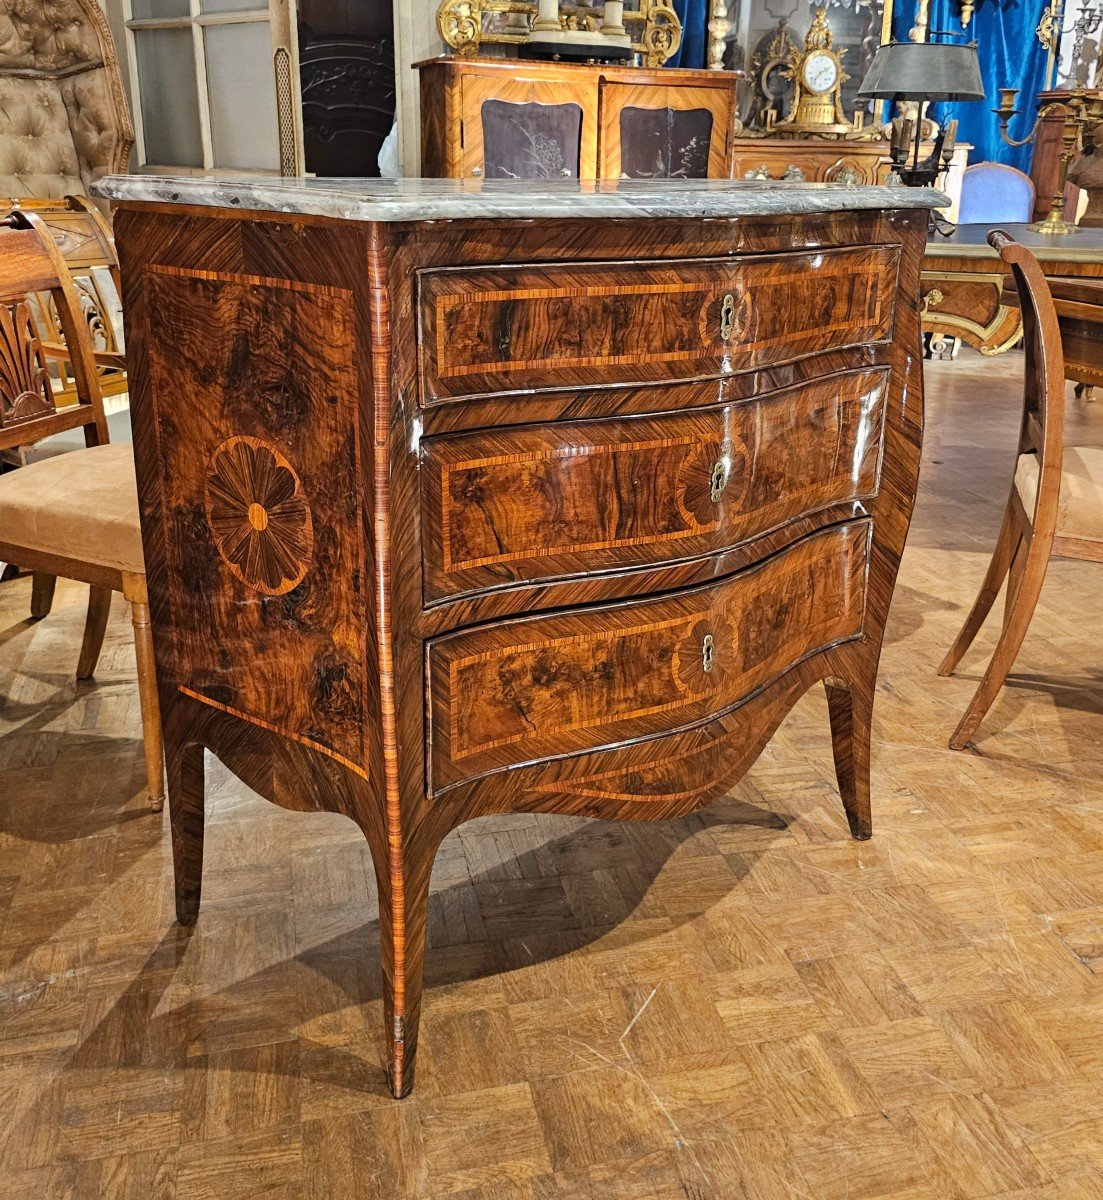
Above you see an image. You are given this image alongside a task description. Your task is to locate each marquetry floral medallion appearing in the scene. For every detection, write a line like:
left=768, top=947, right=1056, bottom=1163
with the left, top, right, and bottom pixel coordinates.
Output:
left=0, top=300, right=55, bottom=429
left=204, top=435, right=314, bottom=596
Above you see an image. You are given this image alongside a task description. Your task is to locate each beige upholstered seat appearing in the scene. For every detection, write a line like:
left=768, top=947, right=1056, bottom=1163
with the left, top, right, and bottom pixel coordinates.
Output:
left=0, top=442, right=142, bottom=573
left=0, top=0, right=133, bottom=198
left=1014, top=446, right=1103, bottom=544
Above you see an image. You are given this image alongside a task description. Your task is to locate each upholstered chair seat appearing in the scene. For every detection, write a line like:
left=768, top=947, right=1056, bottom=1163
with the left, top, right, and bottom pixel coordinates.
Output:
left=0, top=442, right=142, bottom=573
left=1014, top=447, right=1103, bottom=544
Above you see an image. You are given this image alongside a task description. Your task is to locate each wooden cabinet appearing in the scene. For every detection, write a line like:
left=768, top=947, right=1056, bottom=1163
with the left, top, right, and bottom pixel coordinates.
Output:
left=418, top=56, right=736, bottom=180
left=732, top=136, right=969, bottom=219
left=103, top=176, right=931, bottom=1099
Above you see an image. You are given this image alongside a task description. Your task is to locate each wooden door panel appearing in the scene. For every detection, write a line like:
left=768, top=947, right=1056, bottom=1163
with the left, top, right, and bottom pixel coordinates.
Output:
left=428, top=519, right=870, bottom=790
left=459, top=73, right=598, bottom=180
left=422, top=366, right=888, bottom=601
left=419, top=245, right=899, bottom=401
left=600, top=83, right=731, bottom=179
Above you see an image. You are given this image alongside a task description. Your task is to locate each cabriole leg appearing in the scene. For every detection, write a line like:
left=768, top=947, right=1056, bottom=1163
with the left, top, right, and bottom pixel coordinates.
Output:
left=824, top=677, right=872, bottom=840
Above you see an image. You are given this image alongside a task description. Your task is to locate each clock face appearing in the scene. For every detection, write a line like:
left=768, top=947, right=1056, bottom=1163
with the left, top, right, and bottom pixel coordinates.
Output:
left=802, top=51, right=838, bottom=94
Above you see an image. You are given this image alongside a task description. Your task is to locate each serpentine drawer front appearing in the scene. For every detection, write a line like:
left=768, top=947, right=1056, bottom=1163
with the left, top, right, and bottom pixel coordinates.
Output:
left=419, top=245, right=900, bottom=401
left=428, top=520, right=870, bottom=791
left=422, top=367, right=888, bottom=601
left=101, top=175, right=936, bottom=1098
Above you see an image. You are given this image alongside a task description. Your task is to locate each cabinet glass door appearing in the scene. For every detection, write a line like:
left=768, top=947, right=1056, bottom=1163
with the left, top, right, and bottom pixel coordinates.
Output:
left=600, top=84, right=731, bottom=179
left=460, top=75, right=597, bottom=180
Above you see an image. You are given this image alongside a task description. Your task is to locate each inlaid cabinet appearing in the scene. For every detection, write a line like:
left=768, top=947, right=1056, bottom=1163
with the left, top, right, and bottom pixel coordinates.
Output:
left=96, top=175, right=938, bottom=1099
left=418, top=56, right=737, bottom=179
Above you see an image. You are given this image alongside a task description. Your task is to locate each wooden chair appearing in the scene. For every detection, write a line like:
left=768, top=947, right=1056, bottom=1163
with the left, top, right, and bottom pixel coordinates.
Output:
left=0, top=208, right=163, bottom=809
left=11, top=195, right=127, bottom=414
left=939, top=229, right=1103, bottom=749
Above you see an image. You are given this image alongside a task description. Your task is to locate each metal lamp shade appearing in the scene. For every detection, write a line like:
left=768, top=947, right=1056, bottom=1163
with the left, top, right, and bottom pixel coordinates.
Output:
left=856, top=41, right=985, bottom=101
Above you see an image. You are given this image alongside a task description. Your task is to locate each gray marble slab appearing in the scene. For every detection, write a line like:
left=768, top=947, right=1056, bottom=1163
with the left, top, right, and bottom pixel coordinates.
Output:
left=91, top=174, right=947, bottom=224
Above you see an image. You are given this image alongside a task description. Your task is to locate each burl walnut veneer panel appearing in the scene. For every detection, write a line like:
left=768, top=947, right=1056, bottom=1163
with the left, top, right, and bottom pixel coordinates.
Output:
left=419, top=245, right=899, bottom=401
left=109, top=199, right=929, bottom=1099
left=144, top=264, right=366, bottom=769
left=430, top=520, right=870, bottom=790
left=422, top=367, right=888, bottom=601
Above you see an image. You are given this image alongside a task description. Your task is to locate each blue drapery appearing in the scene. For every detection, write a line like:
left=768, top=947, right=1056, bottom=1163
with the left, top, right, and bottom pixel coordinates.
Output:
left=668, top=0, right=708, bottom=69
left=891, top=0, right=1049, bottom=171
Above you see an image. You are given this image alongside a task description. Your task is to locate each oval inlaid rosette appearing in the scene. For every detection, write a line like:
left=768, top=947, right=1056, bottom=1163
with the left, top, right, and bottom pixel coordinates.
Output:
left=204, top=435, right=313, bottom=596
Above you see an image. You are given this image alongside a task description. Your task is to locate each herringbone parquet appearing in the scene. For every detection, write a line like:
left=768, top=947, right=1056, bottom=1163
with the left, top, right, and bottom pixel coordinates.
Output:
left=3, top=350, right=1103, bottom=1199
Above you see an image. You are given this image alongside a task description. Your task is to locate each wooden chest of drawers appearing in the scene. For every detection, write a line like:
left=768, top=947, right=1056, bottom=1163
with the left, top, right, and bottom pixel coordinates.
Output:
left=97, top=176, right=937, bottom=1098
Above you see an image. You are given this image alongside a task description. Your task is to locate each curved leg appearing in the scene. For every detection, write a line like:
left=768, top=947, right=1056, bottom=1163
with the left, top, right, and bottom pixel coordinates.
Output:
left=76, top=586, right=113, bottom=680
left=168, top=738, right=205, bottom=924
left=824, top=678, right=872, bottom=841
left=29, top=573, right=56, bottom=620
left=372, top=834, right=438, bottom=1098
left=938, top=501, right=1020, bottom=677
left=948, top=535, right=1052, bottom=751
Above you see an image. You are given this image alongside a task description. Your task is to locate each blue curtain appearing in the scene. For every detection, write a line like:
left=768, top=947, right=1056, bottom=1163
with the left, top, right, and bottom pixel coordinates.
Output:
left=891, top=0, right=1049, bottom=171
left=668, top=0, right=707, bottom=68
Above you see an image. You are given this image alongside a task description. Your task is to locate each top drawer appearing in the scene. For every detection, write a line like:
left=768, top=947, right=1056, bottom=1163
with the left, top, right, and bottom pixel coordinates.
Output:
left=418, top=245, right=899, bottom=403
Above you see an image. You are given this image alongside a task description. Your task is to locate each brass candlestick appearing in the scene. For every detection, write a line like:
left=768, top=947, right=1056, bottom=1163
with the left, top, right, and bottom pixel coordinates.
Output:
left=995, top=86, right=1103, bottom=234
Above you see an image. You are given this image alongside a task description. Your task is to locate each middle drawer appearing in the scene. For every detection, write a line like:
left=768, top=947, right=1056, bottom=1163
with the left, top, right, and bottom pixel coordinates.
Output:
left=422, top=366, right=888, bottom=602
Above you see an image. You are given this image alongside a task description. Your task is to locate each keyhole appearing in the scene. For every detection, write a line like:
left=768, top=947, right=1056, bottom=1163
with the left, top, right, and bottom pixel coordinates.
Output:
left=710, top=460, right=728, bottom=503
left=702, top=633, right=715, bottom=674
left=719, top=294, right=736, bottom=341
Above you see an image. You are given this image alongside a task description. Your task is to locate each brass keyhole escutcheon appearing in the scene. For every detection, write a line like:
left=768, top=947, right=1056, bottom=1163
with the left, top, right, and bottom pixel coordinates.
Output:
left=719, top=293, right=736, bottom=341
left=709, top=459, right=728, bottom=503
left=701, top=633, right=715, bottom=674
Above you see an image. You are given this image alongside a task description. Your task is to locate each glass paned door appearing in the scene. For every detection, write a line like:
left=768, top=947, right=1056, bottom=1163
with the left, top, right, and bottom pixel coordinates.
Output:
left=123, top=0, right=303, bottom=175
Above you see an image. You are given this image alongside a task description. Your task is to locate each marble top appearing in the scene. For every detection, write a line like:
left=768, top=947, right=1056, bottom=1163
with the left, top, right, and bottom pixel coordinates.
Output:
left=90, top=175, right=948, bottom=224
left=925, top=222, right=1103, bottom=262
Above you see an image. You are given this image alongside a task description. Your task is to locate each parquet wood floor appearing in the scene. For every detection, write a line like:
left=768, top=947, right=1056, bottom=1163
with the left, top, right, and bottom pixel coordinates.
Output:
left=3, top=350, right=1103, bottom=1199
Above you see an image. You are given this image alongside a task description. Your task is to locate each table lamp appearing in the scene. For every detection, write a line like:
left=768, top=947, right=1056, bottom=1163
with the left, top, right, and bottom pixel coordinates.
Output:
left=857, top=41, right=984, bottom=196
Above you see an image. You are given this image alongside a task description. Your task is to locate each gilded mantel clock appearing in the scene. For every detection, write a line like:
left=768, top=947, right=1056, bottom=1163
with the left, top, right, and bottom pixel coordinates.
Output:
left=777, top=7, right=852, bottom=137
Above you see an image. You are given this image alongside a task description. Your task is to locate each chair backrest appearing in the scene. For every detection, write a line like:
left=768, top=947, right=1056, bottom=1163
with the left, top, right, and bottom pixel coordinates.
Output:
left=0, top=207, right=107, bottom=454
left=0, top=0, right=134, bottom=198
left=9, top=195, right=125, bottom=409
left=989, top=229, right=1065, bottom=530
left=960, top=163, right=1036, bottom=225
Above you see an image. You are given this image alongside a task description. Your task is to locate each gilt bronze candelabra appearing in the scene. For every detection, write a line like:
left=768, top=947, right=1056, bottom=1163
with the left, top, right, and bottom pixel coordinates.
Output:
left=995, top=87, right=1103, bottom=234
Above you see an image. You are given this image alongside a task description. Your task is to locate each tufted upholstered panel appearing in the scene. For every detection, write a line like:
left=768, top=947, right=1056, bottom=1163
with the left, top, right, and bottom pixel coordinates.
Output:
left=0, top=0, right=102, bottom=69
left=0, top=0, right=133, bottom=199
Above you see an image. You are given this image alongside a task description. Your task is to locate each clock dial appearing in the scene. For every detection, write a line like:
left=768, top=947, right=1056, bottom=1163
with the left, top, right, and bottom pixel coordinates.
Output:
left=802, top=52, right=838, bottom=94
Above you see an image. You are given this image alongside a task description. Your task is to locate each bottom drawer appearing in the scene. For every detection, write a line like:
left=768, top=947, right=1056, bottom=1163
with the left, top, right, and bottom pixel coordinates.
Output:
left=429, top=519, right=870, bottom=791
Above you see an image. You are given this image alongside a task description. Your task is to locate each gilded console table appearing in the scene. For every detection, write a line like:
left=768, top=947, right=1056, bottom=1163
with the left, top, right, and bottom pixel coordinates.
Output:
left=93, top=175, right=941, bottom=1097
left=922, top=222, right=1103, bottom=360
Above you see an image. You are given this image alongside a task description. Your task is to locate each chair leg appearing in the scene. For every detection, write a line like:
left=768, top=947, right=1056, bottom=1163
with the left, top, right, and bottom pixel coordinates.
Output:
left=1003, top=536, right=1029, bottom=632
left=824, top=678, right=872, bottom=840
left=29, top=573, right=56, bottom=620
left=123, top=581, right=166, bottom=812
left=76, top=586, right=113, bottom=680
left=948, top=535, right=1052, bottom=751
left=938, top=501, right=1020, bottom=677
